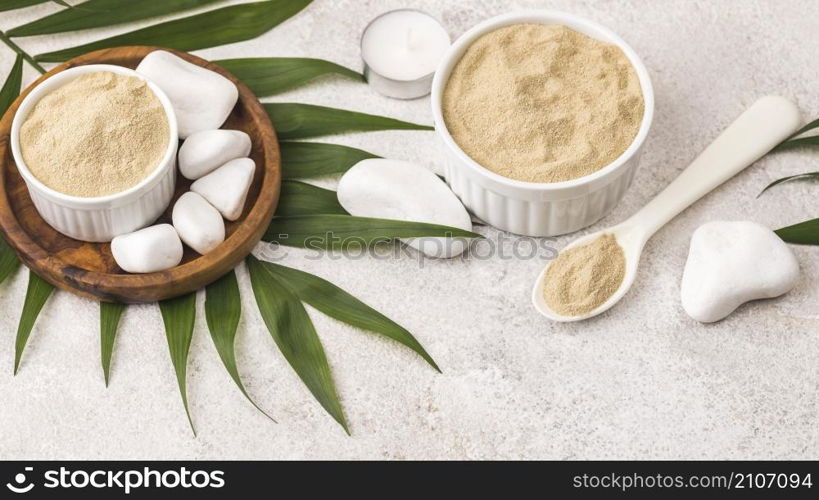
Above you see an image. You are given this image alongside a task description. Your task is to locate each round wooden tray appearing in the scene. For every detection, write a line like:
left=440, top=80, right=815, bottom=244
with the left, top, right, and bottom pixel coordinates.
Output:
left=0, top=46, right=281, bottom=303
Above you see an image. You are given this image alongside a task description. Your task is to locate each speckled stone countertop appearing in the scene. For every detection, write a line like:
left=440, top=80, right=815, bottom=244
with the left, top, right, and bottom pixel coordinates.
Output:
left=0, top=0, right=817, bottom=460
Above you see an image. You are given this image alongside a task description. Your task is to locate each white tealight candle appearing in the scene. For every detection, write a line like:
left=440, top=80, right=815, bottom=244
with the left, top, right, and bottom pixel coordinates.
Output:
left=361, top=9, right=451, bottom=99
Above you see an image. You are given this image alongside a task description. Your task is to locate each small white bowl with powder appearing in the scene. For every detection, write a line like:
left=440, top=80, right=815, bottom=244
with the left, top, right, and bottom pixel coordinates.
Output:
left=430, top=11, right=654, bottom=237
left=10, top=64, right=178, bottom=242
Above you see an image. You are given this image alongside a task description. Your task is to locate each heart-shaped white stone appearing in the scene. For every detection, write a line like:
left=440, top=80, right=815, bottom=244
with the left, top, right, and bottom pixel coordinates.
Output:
left=680, top=220, right=799, bottom=322
left=111, top=224, right=183, bottom=274
left=191, top=158, right=255, bottom=221
left=137, top=50, right=238, bottom=139
left=172, top=192, right=225, bottom=255
left=337, top=159, right=473, bottom=258
left=179, top=129, right=251, bottom=180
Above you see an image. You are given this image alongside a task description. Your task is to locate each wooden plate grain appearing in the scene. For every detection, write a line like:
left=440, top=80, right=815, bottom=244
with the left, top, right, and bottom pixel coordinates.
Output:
left=0, top=46, right=280, bottom=303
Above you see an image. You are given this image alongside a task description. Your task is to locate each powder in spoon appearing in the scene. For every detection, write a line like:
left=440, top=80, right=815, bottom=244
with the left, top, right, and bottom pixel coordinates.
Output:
left=443, top=24, right=644, bottom=183
left=543, top=233, right=625, bottom=316
left=20, top=71, right=169, bottom=198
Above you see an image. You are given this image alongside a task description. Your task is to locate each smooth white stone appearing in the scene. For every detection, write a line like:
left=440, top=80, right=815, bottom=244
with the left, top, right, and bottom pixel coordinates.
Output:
left=680, top=220, right=800, bottom=323
left=172, top=192, right=225, bottom=255
left=178, top=129, right=251, bottom=180
left=337, top=159, right=473, bottom=258
left=111, top=224, right=183, bottom=274
left=191, top=158, right=255, bottom=221
left=136, top=50, right=238, bottom=139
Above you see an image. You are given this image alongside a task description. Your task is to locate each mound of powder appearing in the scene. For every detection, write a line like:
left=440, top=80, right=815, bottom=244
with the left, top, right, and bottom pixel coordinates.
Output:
left=443, top=24, right=645, bottom=183
left=20, top=71, right=169, bottom=198
left=543, top=233, right=625, bottom=316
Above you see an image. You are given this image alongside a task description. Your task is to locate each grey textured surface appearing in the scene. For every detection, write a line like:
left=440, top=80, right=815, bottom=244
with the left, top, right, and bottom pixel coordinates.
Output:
left=0, top=0, right=818, bottom=460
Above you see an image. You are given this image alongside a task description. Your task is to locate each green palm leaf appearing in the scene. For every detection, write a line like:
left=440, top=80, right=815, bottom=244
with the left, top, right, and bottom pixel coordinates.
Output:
left=14, top=272, right=54, bottom=375
left=0, top=55, right=23, bottom=286
left=246, top=255, right=348, bottom=433
left=774, top=118, right=819, bottom=151
left=0, top=32, right=46, bottom=74
left=774, top=136, right=819, bottom=151
left=159, top=293, right=197, bottom=435
left=280, top=141, right=378, bottom=179
left=758, top=172, right=819, bottom=197
left=205, top=270, right=274, bottom=421
left=785, top=118, right=819, bottom=140
left=8, top=0, right=223, bottom=37
left=0, top=237, right=18, bottom=285
left=265, top=103, right=433, bottom=140
left=276, top=181, right=347, bottom=216
left=216, top=57, right=362, bottom=97
left=260, top=261, right=439, bottom=372
left=264, top=214, right=479, bottom=248
left=0, top=53, right=23, bottom=115
left=775, top=218, right=819, bottom=245
left=99, top=302, right=125, bottom=386
left=0, top=0, right=50, bottom=12
left=35, top=0, right=313, bottom=62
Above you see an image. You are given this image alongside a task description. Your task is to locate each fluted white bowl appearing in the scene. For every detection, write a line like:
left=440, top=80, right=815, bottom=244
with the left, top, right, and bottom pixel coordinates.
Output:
left=431, top=10, right=654, bottom=236
left=10, top=64, right=178, bottom=242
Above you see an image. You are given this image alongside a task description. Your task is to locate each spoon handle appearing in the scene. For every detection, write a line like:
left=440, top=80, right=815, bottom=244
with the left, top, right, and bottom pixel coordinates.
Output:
left=627, top=96, right=801, bottom=237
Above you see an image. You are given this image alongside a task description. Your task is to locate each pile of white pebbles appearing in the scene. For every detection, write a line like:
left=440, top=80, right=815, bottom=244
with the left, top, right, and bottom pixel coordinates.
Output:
left=111, top=51, right=256, bottom=273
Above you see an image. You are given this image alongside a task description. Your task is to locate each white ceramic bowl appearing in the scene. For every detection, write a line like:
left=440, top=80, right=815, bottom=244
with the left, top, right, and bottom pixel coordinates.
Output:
left=431, top=11, right=654, bottom=237
left=10, top=64, right=178, bottom=242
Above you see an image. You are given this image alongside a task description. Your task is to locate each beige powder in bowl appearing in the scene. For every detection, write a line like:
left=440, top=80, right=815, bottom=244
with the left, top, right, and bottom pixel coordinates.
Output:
left=442, top=24, right=645, bottom=183
left=20, top=71, right=170, bottom=198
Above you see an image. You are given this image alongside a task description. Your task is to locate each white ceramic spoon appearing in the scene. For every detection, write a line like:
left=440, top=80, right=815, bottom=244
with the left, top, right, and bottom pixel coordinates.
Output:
left=532, top=95, right=801, bottom=322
